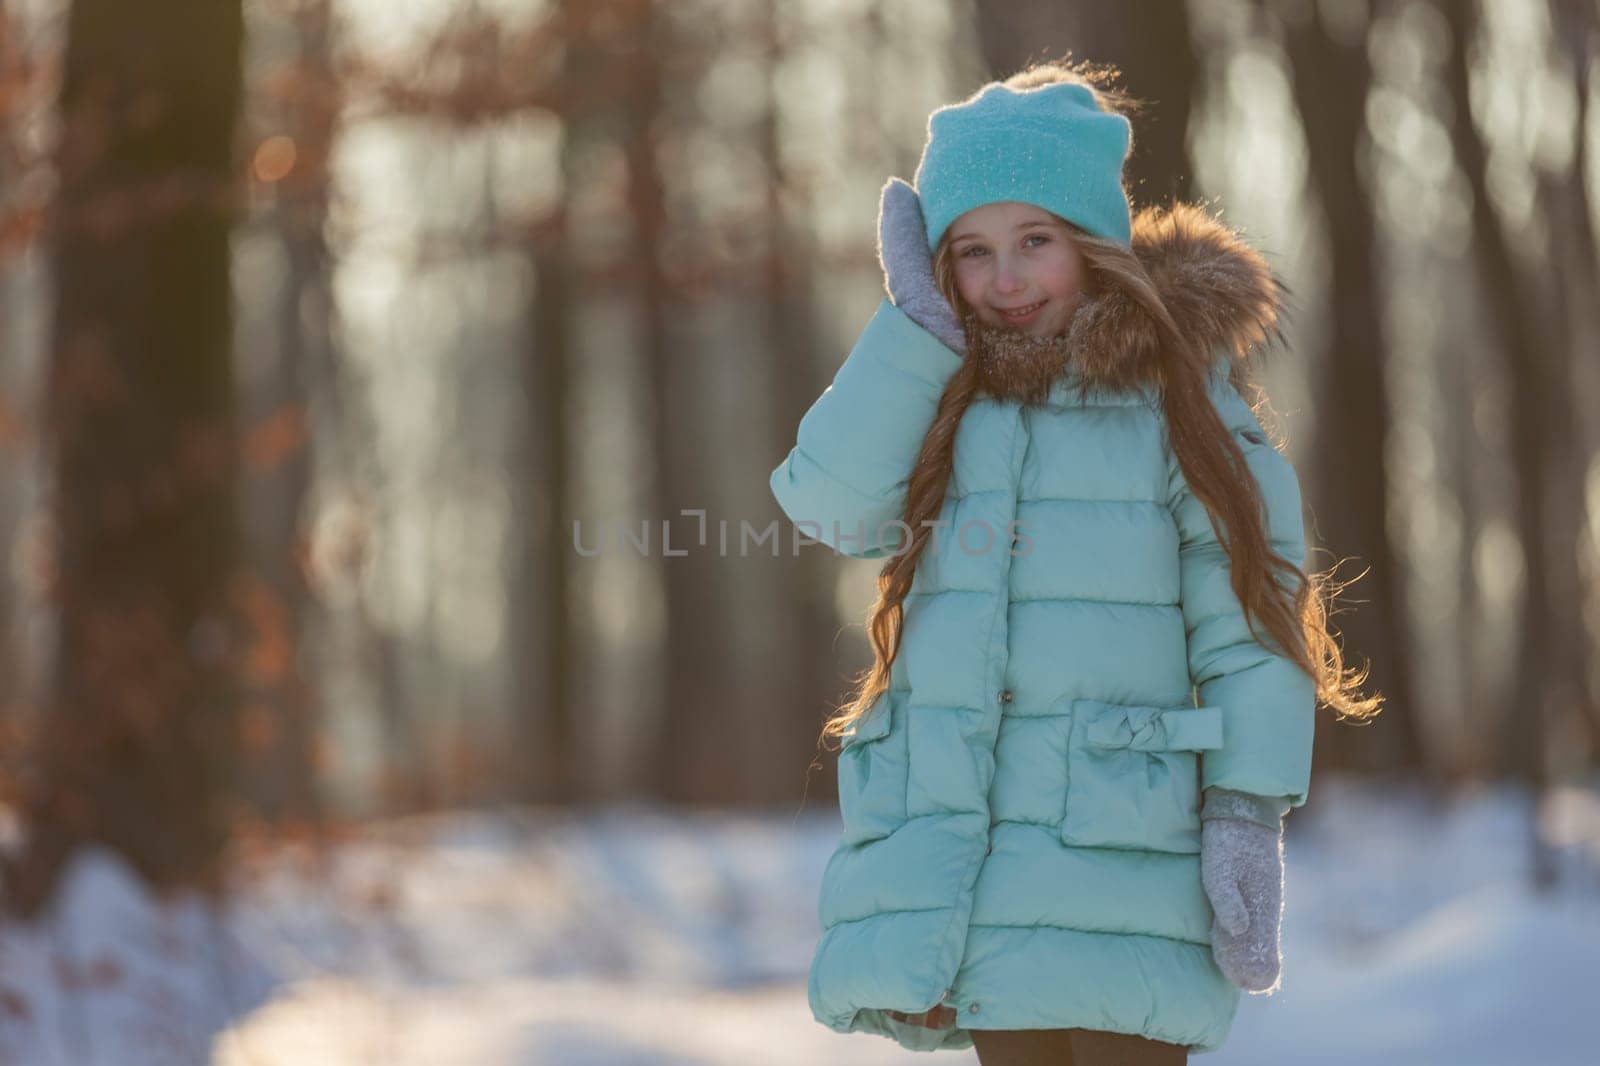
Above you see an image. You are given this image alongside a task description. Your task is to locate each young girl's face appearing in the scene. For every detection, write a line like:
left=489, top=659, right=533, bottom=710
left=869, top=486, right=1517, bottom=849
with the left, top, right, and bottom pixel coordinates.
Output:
left=946, top=201, right=1088, bottom=337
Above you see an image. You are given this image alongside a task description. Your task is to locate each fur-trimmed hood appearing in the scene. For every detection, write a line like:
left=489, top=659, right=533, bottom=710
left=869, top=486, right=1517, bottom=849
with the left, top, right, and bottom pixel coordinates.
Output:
left=966, top=201, right=1288, bottom=404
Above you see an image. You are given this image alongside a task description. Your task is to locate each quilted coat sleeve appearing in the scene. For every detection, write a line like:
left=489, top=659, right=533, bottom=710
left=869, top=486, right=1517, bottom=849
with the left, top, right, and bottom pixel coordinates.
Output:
left=769, top=297, right=965, bottom=559
left=1167, top=368, right=1317, bottom=808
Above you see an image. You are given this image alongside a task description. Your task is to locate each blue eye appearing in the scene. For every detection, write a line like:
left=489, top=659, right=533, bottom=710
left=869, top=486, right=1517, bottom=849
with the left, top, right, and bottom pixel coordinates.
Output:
left=960, top=234, right=1049, bottom=258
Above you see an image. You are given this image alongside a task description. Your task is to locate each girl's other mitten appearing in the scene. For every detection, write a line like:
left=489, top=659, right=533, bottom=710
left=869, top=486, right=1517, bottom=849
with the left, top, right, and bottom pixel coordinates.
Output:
left=1200, top=793, right=1287, bottom=993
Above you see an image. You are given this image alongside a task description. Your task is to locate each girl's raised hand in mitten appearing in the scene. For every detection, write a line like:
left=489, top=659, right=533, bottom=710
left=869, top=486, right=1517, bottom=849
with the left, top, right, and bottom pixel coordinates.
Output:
left=876, top=176, right=966, bottom=356
left=1200, top=792, right=1288, bottom=993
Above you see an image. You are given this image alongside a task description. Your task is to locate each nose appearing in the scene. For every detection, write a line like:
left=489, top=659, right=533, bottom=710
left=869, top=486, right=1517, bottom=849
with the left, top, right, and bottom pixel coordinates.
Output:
left=993, top=253, right=1026, bottom=294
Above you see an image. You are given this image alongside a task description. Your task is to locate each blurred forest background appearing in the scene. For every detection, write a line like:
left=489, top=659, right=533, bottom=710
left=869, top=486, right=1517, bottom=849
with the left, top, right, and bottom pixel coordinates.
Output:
left=0, top=0, right=1596, bottom=922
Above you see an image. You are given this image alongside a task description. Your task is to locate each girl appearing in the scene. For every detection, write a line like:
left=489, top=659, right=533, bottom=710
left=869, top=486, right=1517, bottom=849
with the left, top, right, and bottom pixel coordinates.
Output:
left=769, top=61, right=1377, bottom=1064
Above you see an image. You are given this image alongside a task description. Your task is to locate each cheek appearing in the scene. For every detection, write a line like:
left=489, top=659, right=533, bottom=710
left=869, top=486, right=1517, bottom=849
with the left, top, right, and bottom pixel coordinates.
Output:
left=1046, top=252, right=1088, bottom=298
left=953, top=267, right=986, bottom=309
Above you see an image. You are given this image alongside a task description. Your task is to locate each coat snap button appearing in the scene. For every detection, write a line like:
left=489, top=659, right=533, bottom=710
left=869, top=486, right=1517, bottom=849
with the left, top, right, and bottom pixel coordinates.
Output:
left=969, top=1002, right=981, bottom=1014
left=998, top=689, right=1013, bottom=704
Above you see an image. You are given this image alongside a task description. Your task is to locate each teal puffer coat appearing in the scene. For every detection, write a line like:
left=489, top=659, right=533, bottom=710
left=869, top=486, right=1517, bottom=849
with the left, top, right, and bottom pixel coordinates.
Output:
left=769, top=205, right=1315, bottom=1054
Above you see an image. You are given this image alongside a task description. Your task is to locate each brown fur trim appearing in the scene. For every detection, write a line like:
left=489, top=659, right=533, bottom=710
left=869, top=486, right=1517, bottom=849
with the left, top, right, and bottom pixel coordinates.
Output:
left=962, top=309, right=1079, bottom=406
left=966, top=202, right=1288, bottom=403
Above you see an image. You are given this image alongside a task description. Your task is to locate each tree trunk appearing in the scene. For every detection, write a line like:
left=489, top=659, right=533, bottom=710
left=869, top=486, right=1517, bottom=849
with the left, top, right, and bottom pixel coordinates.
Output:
left=1438, top=0, right=1558, bottom=885
left=513, top=0, right=585, bottom=806
left=614, top=1, right=739, bottom=805
left=758, top=0, right=837, bottom=804
left=1547, top=0, right=1600, bottom=769
left=1272, top=0, right=1424, bottom=775
left=240, top=0, right=337, bottom=828
left=8, top=0, right=245, bottom=917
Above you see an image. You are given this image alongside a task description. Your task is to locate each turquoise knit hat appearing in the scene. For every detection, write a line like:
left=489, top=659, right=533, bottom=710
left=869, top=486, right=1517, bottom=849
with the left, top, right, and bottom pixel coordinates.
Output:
left=913, top=79, right=1133, bottom=251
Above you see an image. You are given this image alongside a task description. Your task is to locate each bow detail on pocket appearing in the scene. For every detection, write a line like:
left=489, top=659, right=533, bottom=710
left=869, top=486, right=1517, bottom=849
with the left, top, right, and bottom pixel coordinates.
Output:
left=1060, top=699, right=1227, bottom=854
left=1082, top=703, right=1224, bottom=753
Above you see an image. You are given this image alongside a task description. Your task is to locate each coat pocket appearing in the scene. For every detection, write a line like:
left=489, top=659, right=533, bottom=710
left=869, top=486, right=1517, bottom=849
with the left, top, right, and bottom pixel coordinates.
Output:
left=835, top=690, right=910, bottom=846
left=1058, top=697, right=1225, bottom=854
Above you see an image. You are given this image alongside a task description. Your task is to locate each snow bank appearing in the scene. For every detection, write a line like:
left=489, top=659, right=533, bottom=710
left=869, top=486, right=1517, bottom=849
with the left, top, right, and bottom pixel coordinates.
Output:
left=0, top=776, right=1593, bottom=1064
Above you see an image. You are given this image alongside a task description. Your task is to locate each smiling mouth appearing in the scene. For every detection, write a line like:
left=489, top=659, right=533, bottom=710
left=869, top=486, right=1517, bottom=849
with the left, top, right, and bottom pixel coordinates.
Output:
left=996, top=300, right=1047, bottom=320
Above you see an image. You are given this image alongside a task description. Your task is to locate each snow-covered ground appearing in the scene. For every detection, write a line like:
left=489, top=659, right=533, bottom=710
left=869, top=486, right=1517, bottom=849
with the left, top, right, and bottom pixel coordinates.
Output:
left=1, top=775, right=1596, bottom=1065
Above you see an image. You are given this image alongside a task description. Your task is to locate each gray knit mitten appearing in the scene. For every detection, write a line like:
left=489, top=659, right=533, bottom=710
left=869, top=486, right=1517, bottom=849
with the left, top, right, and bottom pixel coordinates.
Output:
left=1200, top=787, right=1292, bottom=993
left=875, top=176, right=966, bottom=355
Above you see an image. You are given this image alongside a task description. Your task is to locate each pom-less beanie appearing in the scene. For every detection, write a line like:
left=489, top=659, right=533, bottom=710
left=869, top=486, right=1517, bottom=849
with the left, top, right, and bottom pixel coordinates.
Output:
left=913, top=79, right=1133, bottom=251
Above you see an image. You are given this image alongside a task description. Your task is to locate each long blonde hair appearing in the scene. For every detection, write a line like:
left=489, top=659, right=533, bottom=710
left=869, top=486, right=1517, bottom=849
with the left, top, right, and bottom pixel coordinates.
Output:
left=823, top=58, right=1381, bottom=747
